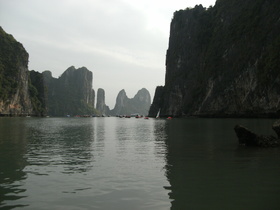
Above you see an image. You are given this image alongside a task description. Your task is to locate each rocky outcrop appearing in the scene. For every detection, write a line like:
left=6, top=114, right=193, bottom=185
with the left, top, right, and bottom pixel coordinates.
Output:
left=272, top=121, right=280, bottom=139
left=111, top=89, right=127, bottom=115
left=234, top=123, right=280, bottom=147
left=29, top=70, right=47, bottom=116
left=43, top=66, right=96, bottom=116
left=0, top=27, right=45, bottom=116
left=110, top=88, right=151, bottom=116
left=150, top=0, right=280, bottom=117
left=96, top=88, right=110, bottom=115
left=148, top=86, right=165, bottom=117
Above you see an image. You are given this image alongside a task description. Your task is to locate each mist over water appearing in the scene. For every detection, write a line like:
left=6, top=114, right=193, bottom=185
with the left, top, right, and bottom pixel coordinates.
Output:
left=0, top=117, right=279, bottom=209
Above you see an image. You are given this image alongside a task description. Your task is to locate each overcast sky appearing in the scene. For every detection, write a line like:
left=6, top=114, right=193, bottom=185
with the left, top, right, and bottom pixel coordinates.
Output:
left=0, top=0, right=216, bottom=108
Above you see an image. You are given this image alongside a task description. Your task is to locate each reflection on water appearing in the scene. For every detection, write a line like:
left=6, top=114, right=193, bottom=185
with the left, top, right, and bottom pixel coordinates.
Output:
left=163, top=118, right=280, bottom=210
left=25, top=118, right=95, bottom=174
left=1, top=117, right=280, bottom=209
left=0, top=118, right=28, bottom=208
left=0, top=117, right=170, bottom=209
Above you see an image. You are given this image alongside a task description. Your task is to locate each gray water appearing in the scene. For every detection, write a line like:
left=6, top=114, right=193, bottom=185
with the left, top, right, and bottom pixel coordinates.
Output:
left=0, top=117, right=280, bottom=209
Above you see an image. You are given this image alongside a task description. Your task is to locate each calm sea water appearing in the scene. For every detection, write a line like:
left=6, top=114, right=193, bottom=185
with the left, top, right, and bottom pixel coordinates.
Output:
left=0, top=117, right=280, bottom=209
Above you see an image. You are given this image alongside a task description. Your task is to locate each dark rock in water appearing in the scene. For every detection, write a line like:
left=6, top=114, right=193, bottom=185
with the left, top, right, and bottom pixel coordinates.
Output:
left=234, top=124, right=279, bottom=147
left=256, top=135, right=279, bottom=148
left=234, top=125, right=258, bottom=146
left=272, top=120, right=280, bottom=139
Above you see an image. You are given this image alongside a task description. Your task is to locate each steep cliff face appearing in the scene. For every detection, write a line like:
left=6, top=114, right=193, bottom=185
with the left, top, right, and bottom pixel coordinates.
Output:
left=111, top=88, right=151, bottom=116
left=132, top=88, right=151, bottom=115
left=0, top=27, right=43, bottom=116
left=96, top=88, right=110, bottom=115
left=150, top=0, right=280, bottom=117
left=43, top=66, right=96, bottom=116
left=29, top=70, right=47, bottom=116
left=149, top=86, right=165, bottom=117
left=110, top=89, right=129, bottom=115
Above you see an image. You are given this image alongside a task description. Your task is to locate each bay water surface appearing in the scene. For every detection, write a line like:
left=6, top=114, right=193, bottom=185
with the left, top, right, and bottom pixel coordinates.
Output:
left=0, top=117, right=280, bottom=209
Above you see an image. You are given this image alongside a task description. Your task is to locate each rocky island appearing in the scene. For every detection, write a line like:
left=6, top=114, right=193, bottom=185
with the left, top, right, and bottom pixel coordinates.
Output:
left=110, top=88, right=151, bottom=116
left=234, top=121, right=280, bottom=147
left=149, top=0, right=280, bottom=118
left=0, top=26, right=45, bottom=116
left=0, top=27, right=151, bottom=117
left=96, top=88, right=110, bottom=116
left=42, top=66, right=96, bottom=116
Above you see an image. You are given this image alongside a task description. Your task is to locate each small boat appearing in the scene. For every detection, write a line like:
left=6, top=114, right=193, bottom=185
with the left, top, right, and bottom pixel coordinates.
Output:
left=131, top=113, right=139, bottom=117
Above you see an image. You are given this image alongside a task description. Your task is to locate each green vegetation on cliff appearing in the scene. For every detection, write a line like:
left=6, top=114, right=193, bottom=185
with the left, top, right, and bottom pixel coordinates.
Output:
left=29, top=70, right=47, bottom=116
left=0, top=26, right=97, bottom=117
left=43, top=67, right=97, bottom=116
left=0, top=27, right=27, bottom=101
left=150, top=0, right=280, bottom=117
left=0, top=26, right=46, bottom=116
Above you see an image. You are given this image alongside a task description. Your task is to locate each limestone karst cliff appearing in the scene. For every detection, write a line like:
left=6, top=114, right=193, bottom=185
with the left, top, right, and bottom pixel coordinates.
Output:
left=149, top=0, right=280, bottom=117
left=43, top=66, right=96, bottom=116
left=0, top=27, right=45, bottom=116
left=29, top=70, right=47, bottom=116
left=96, top=88, right=110, bottom=115
left=110, top=88, right=151, bottom=116
left=0, top=27, right=150, bottom=117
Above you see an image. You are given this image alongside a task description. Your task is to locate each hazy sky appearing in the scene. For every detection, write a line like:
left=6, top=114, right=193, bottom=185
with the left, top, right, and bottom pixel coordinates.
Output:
left=0, top=0, right=216, bottom=108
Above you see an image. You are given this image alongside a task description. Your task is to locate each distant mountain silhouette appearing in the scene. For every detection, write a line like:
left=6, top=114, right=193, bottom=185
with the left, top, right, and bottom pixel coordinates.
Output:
left=110, top=88, right=151, bottom=116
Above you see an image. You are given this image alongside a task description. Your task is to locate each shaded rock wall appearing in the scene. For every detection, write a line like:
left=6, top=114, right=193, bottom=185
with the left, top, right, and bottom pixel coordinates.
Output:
left=43, top=66, right=96, bottom=116
left=96, top=88, right=110, bottom=115
left=150, top=0, right=280, bottom=117
left=0, top=27, right=43, bottom=116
